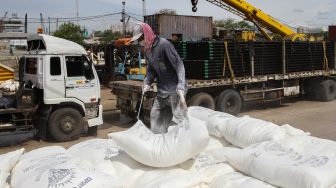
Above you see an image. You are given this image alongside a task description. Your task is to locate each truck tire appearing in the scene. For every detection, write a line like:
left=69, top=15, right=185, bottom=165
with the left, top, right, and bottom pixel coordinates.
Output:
left=318, top=79, right=336, bottom=101
left=216, top=89, right=242, bottom=115
left=48, top=108, right=84, bottom=141
left=188, top=92, right=215, bottom=110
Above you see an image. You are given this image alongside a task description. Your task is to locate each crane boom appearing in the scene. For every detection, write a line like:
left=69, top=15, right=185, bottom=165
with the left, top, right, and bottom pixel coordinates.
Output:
left=191, top=0, right=306, bottom=41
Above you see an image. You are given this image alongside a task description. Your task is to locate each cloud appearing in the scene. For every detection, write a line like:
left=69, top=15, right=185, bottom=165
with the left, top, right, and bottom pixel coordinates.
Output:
left=293, top=9, right=304, bottom=13
left=317, top=11, right=329, bottom=15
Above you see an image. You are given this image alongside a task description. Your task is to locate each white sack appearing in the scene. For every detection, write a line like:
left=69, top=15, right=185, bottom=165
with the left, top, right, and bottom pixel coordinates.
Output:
left=204, top=146, right=241, bottom=162
left=219, top=115, right=286, bottom=148
left=281, top=135, right=336, bottom=156
left=188, top=106, right=234, bottom=137
left=226, top=141, right=336, bottom=188
left=11, top=146, right=122, bottom=188
left=1, top=80, right=19, bottom=92
left=130, top=168, right=201, bottom=188
left=67, top=139, right=119, bottom=176
left=203, top=136, right=231, bottom=152
left=0, top=79, right=14, bottom=89
left=280, top=124, right=310, bottom=137
left=0, top=148, right=24, bottom=188
left=210, top=172, right=276, bottom=188
left=178, top=154, right=235, bottom=184
left=109, top=117, right=209, bottom=167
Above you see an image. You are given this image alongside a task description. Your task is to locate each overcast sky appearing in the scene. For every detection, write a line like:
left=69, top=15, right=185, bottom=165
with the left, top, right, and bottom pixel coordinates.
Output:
left=1, top=0, right=336, bottom=33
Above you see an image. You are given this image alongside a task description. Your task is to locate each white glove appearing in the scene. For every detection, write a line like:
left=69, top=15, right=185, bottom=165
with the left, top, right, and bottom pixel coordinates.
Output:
left=143, top=84, right=151, bottom=93
left=177, top=89, right=187, bottom=110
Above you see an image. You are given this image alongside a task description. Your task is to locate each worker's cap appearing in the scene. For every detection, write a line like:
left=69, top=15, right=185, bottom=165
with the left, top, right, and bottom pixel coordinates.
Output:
left=130, top=24, right=143, bottom=42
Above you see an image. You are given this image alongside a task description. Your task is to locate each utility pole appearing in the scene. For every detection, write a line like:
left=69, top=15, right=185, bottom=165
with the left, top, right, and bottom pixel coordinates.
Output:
left=142, top=0, right=146, bottom=21
left=76, top=0, right=79, bottom=24
left=48, top=17, right=50, bottom=35
left=24, top=14, right=27, bottom=33
left=56, top=18, right=59, bottom=31
left=121, top=1, right=126, bottom=36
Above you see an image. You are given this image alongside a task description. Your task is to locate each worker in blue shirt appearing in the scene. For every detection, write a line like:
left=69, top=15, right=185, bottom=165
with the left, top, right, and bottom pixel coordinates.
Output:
left=130, top=22, right=188, bottom=134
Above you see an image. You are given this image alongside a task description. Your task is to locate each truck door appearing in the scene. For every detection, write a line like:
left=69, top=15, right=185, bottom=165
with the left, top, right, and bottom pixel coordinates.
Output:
left=64, top=55, right=97, bottom=103
left=44, top=56, right=65, bottom=100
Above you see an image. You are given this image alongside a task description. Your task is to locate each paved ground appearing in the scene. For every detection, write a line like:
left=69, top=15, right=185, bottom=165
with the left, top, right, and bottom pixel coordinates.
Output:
left=1, top=87, right=336, bottom=154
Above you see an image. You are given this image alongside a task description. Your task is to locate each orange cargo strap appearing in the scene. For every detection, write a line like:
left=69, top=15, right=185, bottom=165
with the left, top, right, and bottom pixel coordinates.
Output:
left=322, top=41, right=330, bottom=75
left=222, top=41, right=236, bottom=87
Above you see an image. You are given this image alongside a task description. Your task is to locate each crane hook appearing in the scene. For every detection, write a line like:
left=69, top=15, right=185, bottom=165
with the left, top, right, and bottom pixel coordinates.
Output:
left=191, top=0, right=198, bottom=12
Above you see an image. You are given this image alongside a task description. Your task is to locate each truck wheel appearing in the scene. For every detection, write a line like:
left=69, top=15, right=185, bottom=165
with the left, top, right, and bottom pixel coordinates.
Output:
left=318, top=79, right=336, bottom=101
left=216, top=89, right=242, bottom=115
left=188, top=92, right=215, bottom=110
left=48, top=108, right=84, bottom=141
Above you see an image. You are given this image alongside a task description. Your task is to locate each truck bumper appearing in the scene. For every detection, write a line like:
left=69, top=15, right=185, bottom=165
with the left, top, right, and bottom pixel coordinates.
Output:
left=88, top=104, right=103, bottom=127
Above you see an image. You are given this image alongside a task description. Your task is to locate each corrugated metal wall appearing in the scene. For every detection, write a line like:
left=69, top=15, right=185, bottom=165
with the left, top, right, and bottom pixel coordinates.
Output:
left=145, top=14, right=212, bottom=41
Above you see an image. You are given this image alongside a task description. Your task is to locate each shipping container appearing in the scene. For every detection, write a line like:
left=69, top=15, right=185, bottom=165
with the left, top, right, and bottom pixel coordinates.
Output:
left=144, top=14, right=213, bottom=41
left=329, top=25, right=336, bottom=41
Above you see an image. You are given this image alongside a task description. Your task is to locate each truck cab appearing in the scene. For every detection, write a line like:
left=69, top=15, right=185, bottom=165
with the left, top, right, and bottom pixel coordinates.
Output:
left=20, top=34, right=102, bottom=141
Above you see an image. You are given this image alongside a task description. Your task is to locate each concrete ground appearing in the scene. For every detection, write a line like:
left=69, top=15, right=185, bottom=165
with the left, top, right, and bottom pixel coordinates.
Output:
left=0, top=87, right=335, bottom=154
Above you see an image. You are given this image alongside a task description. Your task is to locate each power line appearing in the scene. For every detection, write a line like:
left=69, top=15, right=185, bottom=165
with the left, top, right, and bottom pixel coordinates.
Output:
left=3, top=12, right=122, bottom=23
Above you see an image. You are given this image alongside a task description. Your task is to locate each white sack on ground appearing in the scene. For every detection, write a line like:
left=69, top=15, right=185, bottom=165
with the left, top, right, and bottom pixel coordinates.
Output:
left=188, top=106, right=234, bottom=137
left=67, top=139, right=119, bottom=176
left=0, top=148, right=24, bottom=188
left=281, top=135, right=336, bottom=156
left=130, top=168, right=201, bottom=188
left=219, top=116, right=286, bottom=148
left=204, top=146, right=241, bottom=162
left=11, top=146, right=122, bottom=188
left=68, top=138, right=156, bottom=187
left=178, top=154, right=235, bottom=184
left=280, top=124, right=310, bottom=137
left=225, top=141, right=336, bottom=188
left=109, top=117, right=209, bottom=167
left=210, top=172, right=276, bottom=188
left=203, top=136, right=232, bottom=152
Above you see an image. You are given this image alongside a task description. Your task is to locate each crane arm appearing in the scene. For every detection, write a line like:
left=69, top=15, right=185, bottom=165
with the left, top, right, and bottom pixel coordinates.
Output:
left=191, top=0, right=306, bottom=41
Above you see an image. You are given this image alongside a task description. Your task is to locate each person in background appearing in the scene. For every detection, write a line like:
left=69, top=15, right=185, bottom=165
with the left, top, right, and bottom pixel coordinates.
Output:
left=130, top=22, right=188, bottom=134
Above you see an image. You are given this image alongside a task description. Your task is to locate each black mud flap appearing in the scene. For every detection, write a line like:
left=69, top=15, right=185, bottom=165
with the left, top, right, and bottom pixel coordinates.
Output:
left=0, top=129, right=36, bottom=147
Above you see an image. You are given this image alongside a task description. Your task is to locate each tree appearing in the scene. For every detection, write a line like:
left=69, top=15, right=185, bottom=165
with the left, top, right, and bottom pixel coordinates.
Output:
left=213, top=18, right=254, bottom=31
left=236, top=20, right=254, bottom=31
left=156, top=9, right=177, bottom=15
left=53, top=22, right=84, bottom=45
left=93, top=29, right=123, bottom=44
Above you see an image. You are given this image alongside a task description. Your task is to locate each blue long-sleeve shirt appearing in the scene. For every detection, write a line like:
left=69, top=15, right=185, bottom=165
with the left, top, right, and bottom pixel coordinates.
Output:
left=144, top=37, right=187, bottom=98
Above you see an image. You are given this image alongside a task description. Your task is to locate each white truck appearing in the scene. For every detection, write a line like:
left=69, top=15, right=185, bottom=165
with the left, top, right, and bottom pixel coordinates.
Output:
left=0, top=34, right=103, bottom=146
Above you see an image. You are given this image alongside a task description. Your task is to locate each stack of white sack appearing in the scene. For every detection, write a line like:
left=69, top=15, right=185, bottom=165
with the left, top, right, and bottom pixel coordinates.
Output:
left=68, top=139, right=203, bottom=188
left=11, top=146, right=122, bottom=188
left=225, top=139, right=336, bottom=188
left=188, top=106, right=309, bottom=148
left=188, top=106, right=234, bottom=137
left=210, top=172, right=276, bottom=188
left=109, top=116, right=209, bottom=168
left=68, top=139, right=153, bottom=187
left=0, top=79, right=19, bottom=92
left=0, top=149, right=25, bottom=188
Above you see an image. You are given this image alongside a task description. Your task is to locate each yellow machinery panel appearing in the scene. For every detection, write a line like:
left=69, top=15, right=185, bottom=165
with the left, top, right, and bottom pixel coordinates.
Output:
left=0, top=64, right=14, bottom=81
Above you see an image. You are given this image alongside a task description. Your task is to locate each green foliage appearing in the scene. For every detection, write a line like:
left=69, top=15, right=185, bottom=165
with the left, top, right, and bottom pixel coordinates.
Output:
left=213, top=18, right=254, bottom=31
left=53, top=22, right=84, bottom=45
left=156, top=9, right=177, bottom=15
left=93, top=30, right=123, bottom=44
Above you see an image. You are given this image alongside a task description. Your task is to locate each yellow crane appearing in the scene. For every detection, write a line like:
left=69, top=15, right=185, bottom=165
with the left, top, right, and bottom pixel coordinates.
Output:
left=190, top=0, right=307, bottom=41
